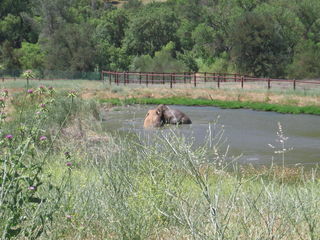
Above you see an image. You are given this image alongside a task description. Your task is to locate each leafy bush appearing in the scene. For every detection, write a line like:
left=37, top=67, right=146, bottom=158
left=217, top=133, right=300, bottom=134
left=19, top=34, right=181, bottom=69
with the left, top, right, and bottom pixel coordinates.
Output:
left=130, top=42, right=188, bottom=72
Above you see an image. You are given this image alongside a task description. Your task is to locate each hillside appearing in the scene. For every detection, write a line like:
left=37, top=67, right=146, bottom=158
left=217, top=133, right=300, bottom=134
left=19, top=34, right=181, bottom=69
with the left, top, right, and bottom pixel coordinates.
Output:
left=1, top=0, right=320, bottom=79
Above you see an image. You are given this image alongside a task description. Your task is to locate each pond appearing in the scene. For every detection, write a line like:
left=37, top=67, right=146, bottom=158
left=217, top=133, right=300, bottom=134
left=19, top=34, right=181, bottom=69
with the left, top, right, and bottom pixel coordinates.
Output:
left=102, top=105, right=320, bottom=167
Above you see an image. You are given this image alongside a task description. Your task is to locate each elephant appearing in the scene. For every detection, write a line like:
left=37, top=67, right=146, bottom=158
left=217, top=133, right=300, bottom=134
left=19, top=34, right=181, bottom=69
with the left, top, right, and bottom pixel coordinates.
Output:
left=143, top=109, right=164, bottom=128
left=156, top=104, right=192, bottom=125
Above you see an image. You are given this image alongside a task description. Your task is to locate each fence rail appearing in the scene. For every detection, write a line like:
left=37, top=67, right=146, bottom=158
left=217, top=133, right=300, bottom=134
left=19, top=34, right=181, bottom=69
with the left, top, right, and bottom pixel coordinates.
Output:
left=101, top=71, right=320, bottom=90
left=2, top=70, right=320, bottom=91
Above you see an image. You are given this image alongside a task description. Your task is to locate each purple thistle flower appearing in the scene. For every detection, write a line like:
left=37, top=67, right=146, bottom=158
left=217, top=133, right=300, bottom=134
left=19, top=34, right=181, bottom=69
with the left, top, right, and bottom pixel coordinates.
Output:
left=39, top=85, right=45, bottom=89
left=40, top=103, right=46, bottom=108
left=66, top=215, right=72, bottom=220
left=48, top=86, right=53, bottom=90
left=5, top=134, right=13, bottom=139
left=39, top=136, right=47, bottom=141
left=27, top=89, right=33, bottom=94
left=66, top=162, right=72, bottom=167
left=28, top=186, right=36, bottom=190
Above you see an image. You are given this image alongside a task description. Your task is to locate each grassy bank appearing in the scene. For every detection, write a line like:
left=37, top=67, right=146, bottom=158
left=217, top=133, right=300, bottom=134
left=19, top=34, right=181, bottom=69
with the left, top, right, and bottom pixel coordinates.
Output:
left=1, top=88, right=320, bottom=239
left=101, top=97, right=320, bottom=115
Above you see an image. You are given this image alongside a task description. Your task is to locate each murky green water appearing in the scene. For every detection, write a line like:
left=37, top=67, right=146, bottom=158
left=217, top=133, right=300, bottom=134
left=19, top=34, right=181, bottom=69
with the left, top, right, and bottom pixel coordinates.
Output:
left=102, top=105, right=320, bottom=167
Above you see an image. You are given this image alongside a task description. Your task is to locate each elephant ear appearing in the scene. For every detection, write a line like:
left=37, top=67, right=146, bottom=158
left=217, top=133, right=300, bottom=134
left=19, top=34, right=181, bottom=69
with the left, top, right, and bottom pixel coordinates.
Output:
left=156, top=110, right=161, bottom=115
left=145, top=111, right=150, bottom=117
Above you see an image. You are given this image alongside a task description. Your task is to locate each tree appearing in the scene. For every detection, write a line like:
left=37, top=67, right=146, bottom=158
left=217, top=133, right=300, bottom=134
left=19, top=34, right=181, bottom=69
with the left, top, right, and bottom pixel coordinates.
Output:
left=192, top=23, right=216, bottom=59
left=291, top=0, right=320, bottom=41
left=130, top=42, right=188, bottom=72
left=288, top=40, right=320, bottom=79
left=95, top=9, right=128, bottom=48
left=123, top=5, right=179, bottom=56
left=15, top=42, right=45, bottom=70
left=0, top=0, right=37, bottom=70
left=230, top=10, right=296, bottom=77
left=43, top=23, right=97, bottom=71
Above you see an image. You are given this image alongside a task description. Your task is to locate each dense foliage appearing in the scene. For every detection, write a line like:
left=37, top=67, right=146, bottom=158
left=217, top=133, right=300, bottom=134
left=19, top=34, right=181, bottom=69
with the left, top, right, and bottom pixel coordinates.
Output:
left=1, top=0, right=320, bottom=78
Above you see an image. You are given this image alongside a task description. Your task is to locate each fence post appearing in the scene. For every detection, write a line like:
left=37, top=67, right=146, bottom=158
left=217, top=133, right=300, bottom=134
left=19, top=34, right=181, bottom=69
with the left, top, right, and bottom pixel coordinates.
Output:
left=217, top=76, right=220, bottom=88
left=2, top=77, right=4, bottom=82
left=115, top=72, right=119, bottom=86
left=109, top=73, right=111, bottom=85
left=268, top=78, right=271, bottom=89
left=293, top=80, right=296, bottom=90
left=146, top=73, right=148, bottom=86
left=139, top=72, right=142, bottom=84
left=184, top=72, right=186, bottom=84
left=151, top=72, right=154, bottom=84
left=126, top=72, right=128, bottom=84
left=163, top=73, right=165, bottom=84
left=241, top=76, right=244, bottom=88
left=170, top=74, right=173, bottom=88
left=194, top=73, right=197, bottom=87
left=204, top=72, right=207, bottom=83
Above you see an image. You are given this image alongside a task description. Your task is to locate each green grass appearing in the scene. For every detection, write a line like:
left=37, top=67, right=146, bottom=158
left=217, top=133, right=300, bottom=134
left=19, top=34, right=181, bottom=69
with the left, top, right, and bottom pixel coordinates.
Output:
left=0, top=79, right=104, bottom=90
left=43, top=126, right=320, bottom=239
left=2, top=90, right=320, bottom=239
left=100, top=97, right=320, bottom=115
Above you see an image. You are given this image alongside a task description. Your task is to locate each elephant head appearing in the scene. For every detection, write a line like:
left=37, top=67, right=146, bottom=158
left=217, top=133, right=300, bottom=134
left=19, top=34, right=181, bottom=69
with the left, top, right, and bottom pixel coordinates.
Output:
left=143, top=109, right=163, bottom=128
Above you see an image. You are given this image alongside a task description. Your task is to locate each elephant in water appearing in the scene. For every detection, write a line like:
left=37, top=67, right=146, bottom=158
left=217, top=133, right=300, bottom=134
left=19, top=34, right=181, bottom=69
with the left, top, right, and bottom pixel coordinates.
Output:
left=143, top=109, right=164, bottom=128
left=156, top=104, right=192, bottom=125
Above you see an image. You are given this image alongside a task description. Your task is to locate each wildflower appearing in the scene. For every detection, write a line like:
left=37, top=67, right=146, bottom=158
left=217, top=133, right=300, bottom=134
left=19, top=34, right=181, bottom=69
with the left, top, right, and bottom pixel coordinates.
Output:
left=36, top=111, right=41, bottom=115
left=2, top=89, right=8, bottom=97
left=66, top=162, right=72, bottom=167
left=27, top=89, right=33, bottom=94
left=22, top=69, right=34, bottom=79
left=38, top=85, right=46, bottom=94
left=5, top=134, right=13, bottom=140
left=28, top=186, right=36, bottom=191
left=64, top=151, right=71, bottom=159
left=68, top=90, right=77, bottom=98
left=66, top=215, right=72, bottom=220
left=39, top=136, right=47, bottom=141
left=40, top=103, right=46, bottom=108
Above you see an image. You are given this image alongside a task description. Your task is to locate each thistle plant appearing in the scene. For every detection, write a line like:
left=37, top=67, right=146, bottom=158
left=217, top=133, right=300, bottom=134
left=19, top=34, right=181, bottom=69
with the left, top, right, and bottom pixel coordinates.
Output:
left=0, top=89, right=69, bottom=239
left=22, top=70, right=35, bottom=89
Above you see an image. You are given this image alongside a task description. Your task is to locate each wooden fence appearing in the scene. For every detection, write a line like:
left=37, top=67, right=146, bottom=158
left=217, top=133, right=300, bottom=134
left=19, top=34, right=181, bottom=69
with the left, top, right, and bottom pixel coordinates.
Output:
left=101, top=71, right=320, bottom=90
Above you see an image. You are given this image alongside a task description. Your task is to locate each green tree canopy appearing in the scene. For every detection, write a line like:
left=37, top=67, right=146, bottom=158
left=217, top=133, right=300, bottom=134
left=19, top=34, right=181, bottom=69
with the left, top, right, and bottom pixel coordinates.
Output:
left=123, top=5, right=179, bottom=56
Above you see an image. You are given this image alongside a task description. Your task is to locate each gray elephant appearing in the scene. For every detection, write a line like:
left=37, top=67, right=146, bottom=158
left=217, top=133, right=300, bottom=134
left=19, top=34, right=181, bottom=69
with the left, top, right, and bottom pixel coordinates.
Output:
left=156, top=104, right=192, bottom=125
